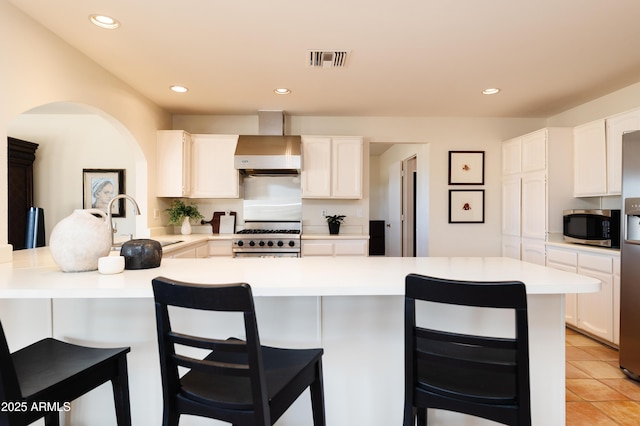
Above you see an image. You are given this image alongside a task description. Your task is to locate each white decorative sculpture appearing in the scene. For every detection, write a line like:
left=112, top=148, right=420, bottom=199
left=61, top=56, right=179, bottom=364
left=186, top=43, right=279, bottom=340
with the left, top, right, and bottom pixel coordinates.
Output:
left=49, top=209, right=112, bottom=272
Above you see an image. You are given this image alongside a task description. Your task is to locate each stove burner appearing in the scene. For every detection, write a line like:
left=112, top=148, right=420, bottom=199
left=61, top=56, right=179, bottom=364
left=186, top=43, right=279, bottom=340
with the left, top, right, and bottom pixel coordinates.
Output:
left=237, top=229, right=301, bottom=234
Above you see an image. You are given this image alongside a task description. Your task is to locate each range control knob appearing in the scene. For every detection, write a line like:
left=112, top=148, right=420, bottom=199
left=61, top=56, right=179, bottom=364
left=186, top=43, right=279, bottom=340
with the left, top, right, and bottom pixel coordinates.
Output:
left=237, top=240, right=244, bottom=247
left=249, top=241, right=256, bottom=247
left=268, top=241, right=274, bottom=247
left=277, top=241, right=284, bottom=247
left=259, top=241, right=265, bottom=247
left=288, top=240, right=295, bottom=247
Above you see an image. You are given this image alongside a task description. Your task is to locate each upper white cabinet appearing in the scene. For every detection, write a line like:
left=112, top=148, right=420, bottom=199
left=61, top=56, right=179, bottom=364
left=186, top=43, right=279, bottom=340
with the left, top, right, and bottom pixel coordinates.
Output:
left=301, top=136, right=363, bottom=199
left=573, top=109, right=640, bottom=196
left=573, top=119, right=608, bottom=196
left=156, top=131, right=240, bottom=199
left=605, top=108, right=640, bottom=194
left=190, top=134, right=239, bottom=198
left=157, top=130, right=192, bottom=197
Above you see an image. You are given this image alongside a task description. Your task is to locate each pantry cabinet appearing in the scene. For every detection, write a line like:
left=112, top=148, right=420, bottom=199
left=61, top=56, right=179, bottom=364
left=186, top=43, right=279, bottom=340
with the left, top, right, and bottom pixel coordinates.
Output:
left=501, top=128, right=573, bottom=264
left=190, top=134, right=239, bottom=198
left=157, top=130, right=192, bottom=197
left=546, top=244, right=620, bottom=345
left=301, top=136, right=363, bottom=199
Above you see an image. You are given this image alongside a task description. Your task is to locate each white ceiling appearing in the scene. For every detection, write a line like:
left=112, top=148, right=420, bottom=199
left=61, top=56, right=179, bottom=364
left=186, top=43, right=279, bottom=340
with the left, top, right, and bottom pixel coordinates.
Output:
left=9, top=0, right=640, bottom=118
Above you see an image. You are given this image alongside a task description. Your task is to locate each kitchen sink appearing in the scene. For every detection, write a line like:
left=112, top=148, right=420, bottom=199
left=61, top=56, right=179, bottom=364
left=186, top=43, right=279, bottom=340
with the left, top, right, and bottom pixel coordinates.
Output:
left=160, top=240, right=183, bottom=247
left=111, top=240, right=183, bottom=251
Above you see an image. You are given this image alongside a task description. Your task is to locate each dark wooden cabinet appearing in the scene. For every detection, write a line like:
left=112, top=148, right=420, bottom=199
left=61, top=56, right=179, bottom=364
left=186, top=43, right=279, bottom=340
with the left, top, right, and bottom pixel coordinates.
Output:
left=8, top=137, right=38, bottom=250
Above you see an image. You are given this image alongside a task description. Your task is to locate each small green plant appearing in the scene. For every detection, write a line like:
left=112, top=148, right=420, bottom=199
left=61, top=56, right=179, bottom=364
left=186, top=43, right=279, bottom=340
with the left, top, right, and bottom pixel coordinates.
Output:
left=325, top=214, right=346, bottom=224
left=165, top=199, right=204, bottom=225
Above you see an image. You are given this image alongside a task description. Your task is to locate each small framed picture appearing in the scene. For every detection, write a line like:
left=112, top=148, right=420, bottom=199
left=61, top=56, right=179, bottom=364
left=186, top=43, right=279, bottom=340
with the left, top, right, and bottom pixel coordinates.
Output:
left=83, top=169, right=125, bottom=217
left=448, top=151, right=485, bottom=185
left=449, top=189, right=485, bottom=223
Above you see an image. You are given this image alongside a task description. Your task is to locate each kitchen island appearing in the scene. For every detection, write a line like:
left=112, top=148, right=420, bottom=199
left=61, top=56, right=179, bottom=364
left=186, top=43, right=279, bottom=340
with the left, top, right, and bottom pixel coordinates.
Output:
left=0, top=250, right=600, bottom=425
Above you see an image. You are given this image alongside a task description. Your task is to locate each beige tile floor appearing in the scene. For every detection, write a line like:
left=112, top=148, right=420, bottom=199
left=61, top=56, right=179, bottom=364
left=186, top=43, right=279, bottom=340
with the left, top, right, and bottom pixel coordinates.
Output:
left=566, top=328, right=640, bottom=425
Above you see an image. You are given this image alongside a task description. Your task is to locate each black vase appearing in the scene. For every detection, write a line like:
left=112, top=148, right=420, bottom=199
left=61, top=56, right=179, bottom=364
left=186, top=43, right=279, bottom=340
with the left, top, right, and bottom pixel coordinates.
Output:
left=328, top=222, right=340, bottom=235
left=120, top=239, right=163, bottom=269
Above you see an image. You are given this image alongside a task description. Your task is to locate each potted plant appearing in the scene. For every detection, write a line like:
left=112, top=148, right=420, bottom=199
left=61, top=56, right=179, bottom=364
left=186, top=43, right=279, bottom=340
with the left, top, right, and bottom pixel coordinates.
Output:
left=165, top=199, right=204, bottom=235
left=325, top=214, right=346, bottom=235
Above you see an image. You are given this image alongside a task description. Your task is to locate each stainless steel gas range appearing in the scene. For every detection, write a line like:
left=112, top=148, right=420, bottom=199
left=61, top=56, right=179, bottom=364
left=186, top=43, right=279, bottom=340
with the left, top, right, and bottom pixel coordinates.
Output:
left=232, top=174, right=302, bottom=258
left=232, top=221, right=301, bottom=257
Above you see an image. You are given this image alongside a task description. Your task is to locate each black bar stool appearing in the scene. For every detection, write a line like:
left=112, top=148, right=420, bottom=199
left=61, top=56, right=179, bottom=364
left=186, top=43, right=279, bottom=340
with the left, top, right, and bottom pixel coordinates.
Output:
left=404, top=273, right=531, bottom=426
left=152, top=276, right=326, bottom=426
left=0, top=318, right=131, bottom=425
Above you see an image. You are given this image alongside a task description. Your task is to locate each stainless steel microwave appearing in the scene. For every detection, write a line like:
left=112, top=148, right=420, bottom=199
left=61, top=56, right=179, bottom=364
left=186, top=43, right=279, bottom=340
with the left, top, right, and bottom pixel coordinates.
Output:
left=563, top=209, right=620, bottom=248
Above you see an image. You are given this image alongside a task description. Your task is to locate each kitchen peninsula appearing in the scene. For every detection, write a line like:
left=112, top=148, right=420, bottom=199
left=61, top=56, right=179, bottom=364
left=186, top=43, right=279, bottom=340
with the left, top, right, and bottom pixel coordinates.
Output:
left=0, top=250, right=600, bottom=425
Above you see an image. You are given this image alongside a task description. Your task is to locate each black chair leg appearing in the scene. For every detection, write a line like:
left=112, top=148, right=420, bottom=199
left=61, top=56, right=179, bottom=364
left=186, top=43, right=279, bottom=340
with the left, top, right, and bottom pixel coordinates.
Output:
left=310, top=363, right=326, bottom=425
left=111, top=356, right=132, bottom=426
left=417, top=407, right=427, bottom=426
left=163, top=408, right=179, bottom=426
left=44, top=411, right=60, bottom=426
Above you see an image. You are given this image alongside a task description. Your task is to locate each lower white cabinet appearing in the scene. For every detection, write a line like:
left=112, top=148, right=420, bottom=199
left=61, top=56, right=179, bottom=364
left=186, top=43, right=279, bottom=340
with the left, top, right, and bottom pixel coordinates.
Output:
left=301, top=239, right=368, bottom=257
left=166, top=242, right=210, bottom=259
left=546, top=245, right=619, bottom=344
left=208, top=239, right=232, bottom=257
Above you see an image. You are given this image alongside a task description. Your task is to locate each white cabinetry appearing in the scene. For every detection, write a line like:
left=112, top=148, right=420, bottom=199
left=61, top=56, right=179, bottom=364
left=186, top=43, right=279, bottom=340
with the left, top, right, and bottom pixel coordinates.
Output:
left=605, top=108, right=640, bottom=194
left=573, top=109, right=640, bottom=196
left=546, top=244, right=620, bottom=345
left=573, top=119, right=607, bottom=196
left=301, top=239, right=368, bottom=256
left=157, top=130, right=192, bottom=197
left=190, top=134, right=239, bottom=198
left=546, top=247, right=579, bottom=326
left=577, top=253, right=614, bottom=342
left=208, top=239, right=232, bottom=257
left=501, top=128, right=573, bottom=265
left=166, top=241, right=209, bottom=259
left=156, top=132, right=240, bottom=199
left=301, top=136, right=363, bottom=199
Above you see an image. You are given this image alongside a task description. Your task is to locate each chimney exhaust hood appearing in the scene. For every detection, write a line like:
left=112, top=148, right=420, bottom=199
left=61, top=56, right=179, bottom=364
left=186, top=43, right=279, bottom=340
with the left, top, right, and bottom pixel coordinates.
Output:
left=234, top=111, right=301, bottom=175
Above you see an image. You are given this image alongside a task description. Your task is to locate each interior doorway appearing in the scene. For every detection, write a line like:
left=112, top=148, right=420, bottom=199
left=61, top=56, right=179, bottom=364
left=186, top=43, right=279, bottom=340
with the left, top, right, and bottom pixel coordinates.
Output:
left=402, top=156, right=417, bottom=257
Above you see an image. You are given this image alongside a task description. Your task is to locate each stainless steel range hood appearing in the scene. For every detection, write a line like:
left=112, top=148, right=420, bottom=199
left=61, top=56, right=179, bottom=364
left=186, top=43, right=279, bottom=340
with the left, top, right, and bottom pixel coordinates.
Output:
left=234, top=111, right=301, bottom=175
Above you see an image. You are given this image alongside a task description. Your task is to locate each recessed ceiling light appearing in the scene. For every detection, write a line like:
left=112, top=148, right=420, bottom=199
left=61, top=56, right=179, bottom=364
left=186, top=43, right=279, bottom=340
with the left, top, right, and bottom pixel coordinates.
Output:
left=170, top=85, right=188, bottom=93
left=89, top=14, right=120, bottom=30
left=482, top=88, right=500, bottom=95
left=274, top=88, right=291, bottom=95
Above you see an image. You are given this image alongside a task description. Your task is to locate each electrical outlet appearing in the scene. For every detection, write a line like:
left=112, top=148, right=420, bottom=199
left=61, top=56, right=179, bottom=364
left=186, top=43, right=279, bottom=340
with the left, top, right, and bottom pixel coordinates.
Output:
left=153, top=208, right=160, bottom=219
left=321, top=209, right=327, bottom=217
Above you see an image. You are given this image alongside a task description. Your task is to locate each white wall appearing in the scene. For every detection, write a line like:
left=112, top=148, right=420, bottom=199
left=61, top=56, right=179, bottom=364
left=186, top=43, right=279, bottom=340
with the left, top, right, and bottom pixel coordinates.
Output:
left=8, top=113, right=139, bottom=243
left=174, top=115, right=546, bottom=256
left=0, top=0, right=172, bottom=262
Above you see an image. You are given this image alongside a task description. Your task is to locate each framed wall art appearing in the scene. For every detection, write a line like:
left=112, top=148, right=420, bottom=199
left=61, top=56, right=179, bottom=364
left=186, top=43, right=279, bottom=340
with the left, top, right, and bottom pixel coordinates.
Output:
left=83, top=169, right=126, bottom=216
left=448, top=151, right=485, bottom=185
left=448, top=189, right=485, bottom=223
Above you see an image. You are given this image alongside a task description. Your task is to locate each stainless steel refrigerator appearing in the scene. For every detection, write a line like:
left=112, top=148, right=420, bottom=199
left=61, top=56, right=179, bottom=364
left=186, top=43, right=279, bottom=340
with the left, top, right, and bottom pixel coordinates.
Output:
left=620, top=130, right=640, bottom=380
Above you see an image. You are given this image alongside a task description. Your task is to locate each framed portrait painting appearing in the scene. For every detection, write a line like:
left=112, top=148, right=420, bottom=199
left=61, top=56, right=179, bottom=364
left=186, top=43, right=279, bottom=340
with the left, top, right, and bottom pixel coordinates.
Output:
left=448, top=151, right=485, bottom=185
left=83, top=169, right=125, bottom=217
left=449, top=189, right=485, bottom=223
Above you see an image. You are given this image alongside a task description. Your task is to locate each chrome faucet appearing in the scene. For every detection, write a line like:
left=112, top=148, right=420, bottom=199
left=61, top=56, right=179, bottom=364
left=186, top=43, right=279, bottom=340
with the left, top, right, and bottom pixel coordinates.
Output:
left=107, top=194, right=141, bottom=246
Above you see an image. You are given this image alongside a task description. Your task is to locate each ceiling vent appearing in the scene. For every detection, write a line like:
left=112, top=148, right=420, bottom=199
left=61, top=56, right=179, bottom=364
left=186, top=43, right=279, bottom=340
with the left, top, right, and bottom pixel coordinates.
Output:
left=307, top=50, right=350, bottom=68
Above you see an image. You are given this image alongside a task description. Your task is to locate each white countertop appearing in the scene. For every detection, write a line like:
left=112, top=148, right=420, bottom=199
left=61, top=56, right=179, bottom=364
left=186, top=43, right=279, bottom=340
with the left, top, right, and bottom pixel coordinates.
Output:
left=301, top=234, right=370, bottom=240
left=0, top=248, right=601, bottom=299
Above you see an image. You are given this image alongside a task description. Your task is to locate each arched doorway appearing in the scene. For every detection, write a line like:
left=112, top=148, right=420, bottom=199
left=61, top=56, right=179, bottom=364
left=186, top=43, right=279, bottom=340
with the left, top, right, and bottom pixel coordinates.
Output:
left=7, top=102, right=148, bottom=246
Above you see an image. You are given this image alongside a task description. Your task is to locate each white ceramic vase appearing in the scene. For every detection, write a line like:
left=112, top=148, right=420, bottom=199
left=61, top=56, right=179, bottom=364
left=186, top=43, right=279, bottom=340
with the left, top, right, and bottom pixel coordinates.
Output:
left=181, top=217, right=192, bottom=235
left=49, top=209, right=112, bottom=272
